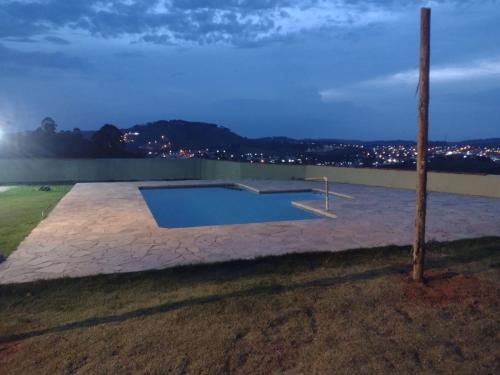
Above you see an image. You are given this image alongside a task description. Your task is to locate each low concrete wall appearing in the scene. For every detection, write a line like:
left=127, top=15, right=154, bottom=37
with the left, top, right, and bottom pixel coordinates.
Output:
left=199, top=160, right=500, bottom=198
left=0, top=158, right=498, bottom=198
left=0, top=158, right=201, bottom=183
left=305, top=164, right=500, bottom=197
left=199, top=159, right=307, bottom=180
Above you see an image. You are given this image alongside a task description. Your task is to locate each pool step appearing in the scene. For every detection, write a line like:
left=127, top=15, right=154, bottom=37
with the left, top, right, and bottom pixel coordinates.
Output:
left=291, top=201, right=337, bottom=219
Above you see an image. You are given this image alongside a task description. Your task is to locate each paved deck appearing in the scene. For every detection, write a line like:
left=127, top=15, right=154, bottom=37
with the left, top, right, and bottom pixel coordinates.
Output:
left=0, top=180, right=499, bottom=284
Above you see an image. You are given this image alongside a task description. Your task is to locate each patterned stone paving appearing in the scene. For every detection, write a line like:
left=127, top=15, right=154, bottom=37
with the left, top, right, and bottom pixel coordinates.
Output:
left=0, top=179, right=499, bottom=284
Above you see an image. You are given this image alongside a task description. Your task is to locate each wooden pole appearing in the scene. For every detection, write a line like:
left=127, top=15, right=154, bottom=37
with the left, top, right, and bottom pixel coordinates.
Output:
left=413, top=7, right=431, bottom=283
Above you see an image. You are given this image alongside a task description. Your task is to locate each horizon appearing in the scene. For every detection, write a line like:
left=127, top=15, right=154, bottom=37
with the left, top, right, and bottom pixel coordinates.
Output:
left=3, top=117, right=500, bottom=144
left=0, top=1, right=499, bottom=141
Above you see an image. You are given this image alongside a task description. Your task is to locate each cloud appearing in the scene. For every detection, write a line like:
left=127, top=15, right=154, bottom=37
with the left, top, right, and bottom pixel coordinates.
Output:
left=365, top=58, right=500, bottom=86
left=0, top=0, right=404, bottom=47
left=44, top=36, right=71, bottom=45
left=2, top=37, right=38, bottom=43
left=318, top=88, right=348, bottom=102
left=0, top=43, right=88, bottom=70
left=113, top=50, right=144, bottom=59
left=320, top=57, right=500, bottom=101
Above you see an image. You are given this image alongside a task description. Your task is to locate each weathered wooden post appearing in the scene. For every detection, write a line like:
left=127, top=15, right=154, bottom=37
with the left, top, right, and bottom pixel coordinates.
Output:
left=413, top=7, right=431, bottom=283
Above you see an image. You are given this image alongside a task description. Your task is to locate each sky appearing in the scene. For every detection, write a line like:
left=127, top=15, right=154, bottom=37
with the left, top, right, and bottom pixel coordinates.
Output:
left=0, top=0, right=499, bottom=140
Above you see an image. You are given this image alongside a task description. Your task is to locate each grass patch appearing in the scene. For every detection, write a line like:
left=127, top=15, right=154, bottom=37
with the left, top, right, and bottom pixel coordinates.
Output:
left=0, top=237, right=499, bottom=374
left=0, top=185, right=72, bottom=258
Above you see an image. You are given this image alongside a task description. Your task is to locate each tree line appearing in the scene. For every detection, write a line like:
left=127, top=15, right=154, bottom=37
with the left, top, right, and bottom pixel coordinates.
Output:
left=0, top=117, right=136, bottom=158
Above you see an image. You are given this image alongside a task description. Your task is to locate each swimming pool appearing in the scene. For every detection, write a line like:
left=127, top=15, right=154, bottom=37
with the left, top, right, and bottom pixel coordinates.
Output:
left=140, top=186, right=322, bottom=228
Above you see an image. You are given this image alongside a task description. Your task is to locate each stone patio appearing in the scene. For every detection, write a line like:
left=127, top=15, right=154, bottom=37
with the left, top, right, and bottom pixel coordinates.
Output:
left=0, top=179, right=499, bottom=284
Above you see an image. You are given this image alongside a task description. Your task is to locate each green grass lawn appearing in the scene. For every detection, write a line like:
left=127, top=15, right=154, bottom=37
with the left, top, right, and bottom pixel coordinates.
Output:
left=0, top=237, right=499, bottom=374
left=0, top=186, right=72, bottom=258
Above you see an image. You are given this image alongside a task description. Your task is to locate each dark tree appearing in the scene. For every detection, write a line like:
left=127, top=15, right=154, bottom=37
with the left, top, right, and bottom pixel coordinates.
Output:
left=91, top=124, right=125, bottom=156
left=39, top=117, right=58, bottom=134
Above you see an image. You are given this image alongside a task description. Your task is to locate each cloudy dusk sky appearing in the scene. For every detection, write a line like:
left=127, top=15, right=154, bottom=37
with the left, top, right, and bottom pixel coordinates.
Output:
left=0, top=0, right=499, bottom=140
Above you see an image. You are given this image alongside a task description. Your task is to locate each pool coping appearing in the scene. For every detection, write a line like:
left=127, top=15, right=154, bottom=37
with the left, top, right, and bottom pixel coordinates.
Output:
left=291, top=201, right=338, bottom=219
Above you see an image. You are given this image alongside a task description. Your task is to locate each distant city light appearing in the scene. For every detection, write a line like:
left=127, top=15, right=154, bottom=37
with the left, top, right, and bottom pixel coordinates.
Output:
left=116, top=127, right=500, bottom=168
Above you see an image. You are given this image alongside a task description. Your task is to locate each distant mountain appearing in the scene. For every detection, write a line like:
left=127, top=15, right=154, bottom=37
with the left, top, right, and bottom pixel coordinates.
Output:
left=124, top=120, right=247, bottom=151
left=120, top=119, right=500, bottom=151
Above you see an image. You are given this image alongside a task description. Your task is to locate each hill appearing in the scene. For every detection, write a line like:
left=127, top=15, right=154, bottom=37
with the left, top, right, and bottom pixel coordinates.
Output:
left=121, top=120, right=500, bottom=151
left=125, top=120, right=246, bottom=151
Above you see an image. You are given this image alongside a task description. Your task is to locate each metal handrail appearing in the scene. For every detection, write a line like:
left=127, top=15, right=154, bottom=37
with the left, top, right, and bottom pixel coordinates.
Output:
left=305, top=176, right=330, bottom=211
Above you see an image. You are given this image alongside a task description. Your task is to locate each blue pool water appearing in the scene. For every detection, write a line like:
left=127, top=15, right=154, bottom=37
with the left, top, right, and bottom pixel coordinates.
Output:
left=140, top=186, right=321, bottom=228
